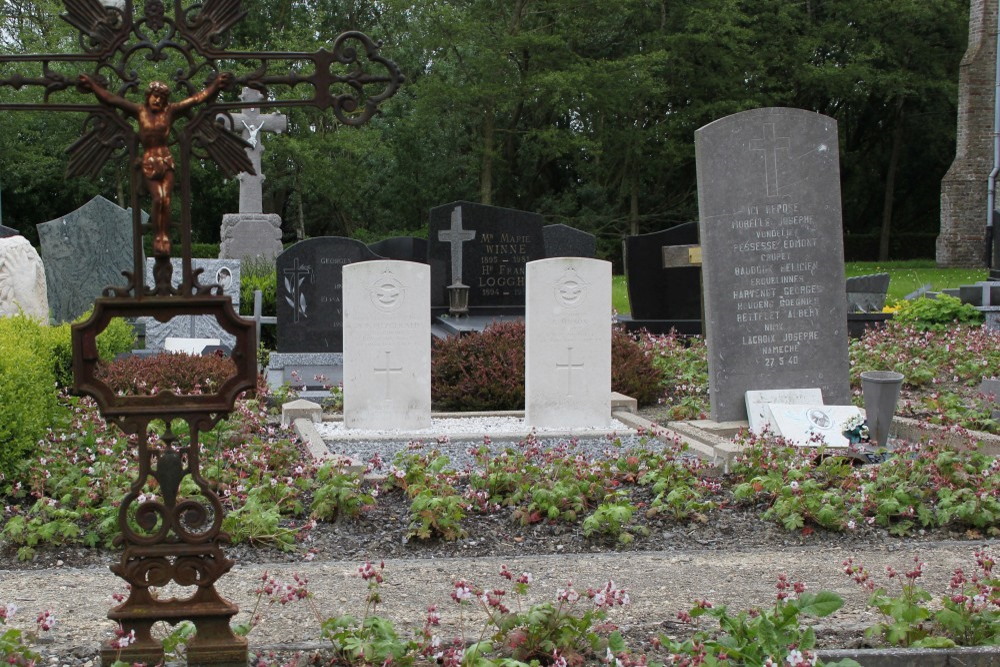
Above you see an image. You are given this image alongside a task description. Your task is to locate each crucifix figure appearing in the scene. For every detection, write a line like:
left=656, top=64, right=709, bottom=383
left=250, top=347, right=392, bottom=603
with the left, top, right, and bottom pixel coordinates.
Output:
left=438, top=205, right=475, bottom=287
left=78, top=73, right=231, bottom=256
left=555, top=347, right=585, bottom=398
left=749, top=123, right=790, bottom=198
left=225, top=88, right=288, bottom=214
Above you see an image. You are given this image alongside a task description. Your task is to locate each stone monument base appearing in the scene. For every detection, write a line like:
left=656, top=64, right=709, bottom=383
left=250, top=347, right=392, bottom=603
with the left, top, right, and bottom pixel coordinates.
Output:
left=220, top=213, right=282, bottom=261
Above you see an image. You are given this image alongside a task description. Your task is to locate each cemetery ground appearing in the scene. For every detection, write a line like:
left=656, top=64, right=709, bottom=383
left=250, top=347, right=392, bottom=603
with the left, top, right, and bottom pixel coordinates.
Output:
left=1, top=315, right=999, bottom=664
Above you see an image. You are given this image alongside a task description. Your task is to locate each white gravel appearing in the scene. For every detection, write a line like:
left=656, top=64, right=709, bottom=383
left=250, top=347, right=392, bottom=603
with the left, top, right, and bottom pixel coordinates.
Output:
left=313, top=415, right=637, bottom=441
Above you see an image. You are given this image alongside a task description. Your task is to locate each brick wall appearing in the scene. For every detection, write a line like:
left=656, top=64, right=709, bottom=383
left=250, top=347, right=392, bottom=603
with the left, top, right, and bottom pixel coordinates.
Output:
left=938, top=0, right=997, bottom=267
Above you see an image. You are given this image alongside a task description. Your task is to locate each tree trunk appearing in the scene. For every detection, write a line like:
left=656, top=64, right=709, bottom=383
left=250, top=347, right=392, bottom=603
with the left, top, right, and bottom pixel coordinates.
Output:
left=878, top=98, right=905, bottom=262
left=480, top=108, right=495, bottom=205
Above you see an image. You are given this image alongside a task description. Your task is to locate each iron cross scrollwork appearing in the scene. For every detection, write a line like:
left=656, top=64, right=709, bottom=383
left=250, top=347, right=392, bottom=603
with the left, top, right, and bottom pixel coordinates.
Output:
left=1, top=1, right=403, bottom=664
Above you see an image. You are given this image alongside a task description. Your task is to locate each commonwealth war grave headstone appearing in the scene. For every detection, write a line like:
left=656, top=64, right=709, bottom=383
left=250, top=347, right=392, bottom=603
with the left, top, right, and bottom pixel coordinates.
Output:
left=696, top=107, right=850, bottom=422
left=0, top=235, right=49, bottom=321
left=525, top=257, right=612, bottom=429
left=138, top=258, right=241, bottom=351
left=218, top=88, right=286, bottom=262
left=621, top=222, right=702, bottom=335
left=428, top=201, right=545, bottom=310
left=343, top=260, right=431, bottom=430
left=36, top=195, right=140, bottom=323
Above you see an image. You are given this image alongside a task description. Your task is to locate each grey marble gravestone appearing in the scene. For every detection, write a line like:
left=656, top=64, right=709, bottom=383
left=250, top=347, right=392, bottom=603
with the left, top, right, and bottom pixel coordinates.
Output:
left=696, top=107, right=850, bottom=422
left=275, top=237, right=380, bottom=353
left=218, top=88, right=286, bottom=262
left=428, top=201, right=546, bottom=310
left=137, top=259, right=241, bottom=351
left=845, top=273, right=890, bottom=313
left=543, top=224, right=596, bottom=259
left=37, top=196, right=142, bottom=323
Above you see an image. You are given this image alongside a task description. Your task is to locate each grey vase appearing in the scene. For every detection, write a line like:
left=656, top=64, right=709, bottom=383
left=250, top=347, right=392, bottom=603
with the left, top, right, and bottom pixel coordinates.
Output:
left=860, top=370, right=905, bottom=448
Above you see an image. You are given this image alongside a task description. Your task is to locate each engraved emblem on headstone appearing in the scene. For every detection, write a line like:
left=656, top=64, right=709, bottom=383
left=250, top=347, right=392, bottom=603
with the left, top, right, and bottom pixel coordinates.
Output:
left=555, top=346, right=585, bottom=397
left=749, top=123, right=790, bottom=198
left=370, top=270, right=404, bottom=311
left=283, top=257, right=312, bottom=322
left=374, top=350, right=403, bottom=399
left=554, top=267, right=588, bottom=308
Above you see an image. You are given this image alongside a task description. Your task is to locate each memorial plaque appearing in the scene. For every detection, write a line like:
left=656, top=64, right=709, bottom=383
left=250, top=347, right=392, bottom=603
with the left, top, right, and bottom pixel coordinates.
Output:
left=696, top=107, right=850, bottom=422
left=525, top=257, right=612, bottom=429
left=275, top=237, right=379, bottom=353
left=428, top=201, right=545, bottom=309
left=343, top=260, right=431, bottom=430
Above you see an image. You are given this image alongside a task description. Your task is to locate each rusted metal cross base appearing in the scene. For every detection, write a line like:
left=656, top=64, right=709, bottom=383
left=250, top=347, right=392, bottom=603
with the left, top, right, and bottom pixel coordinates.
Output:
left=103, top=587, right=245, bottom=666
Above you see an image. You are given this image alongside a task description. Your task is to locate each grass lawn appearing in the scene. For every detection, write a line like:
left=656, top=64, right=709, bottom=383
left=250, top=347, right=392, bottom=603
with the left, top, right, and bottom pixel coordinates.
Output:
left=612, top=261, right=988, bottom=316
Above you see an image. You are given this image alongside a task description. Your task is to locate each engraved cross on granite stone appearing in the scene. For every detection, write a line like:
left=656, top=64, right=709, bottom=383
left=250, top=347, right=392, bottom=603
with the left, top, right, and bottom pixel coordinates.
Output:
left=749, top=123, right=790, bottom=198
left=438, top=205, right=475, bottom=287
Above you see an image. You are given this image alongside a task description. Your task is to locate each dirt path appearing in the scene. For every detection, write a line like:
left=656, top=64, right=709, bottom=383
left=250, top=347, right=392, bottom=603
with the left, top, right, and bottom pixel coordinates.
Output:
left=1, top=539, right=995, bottom=661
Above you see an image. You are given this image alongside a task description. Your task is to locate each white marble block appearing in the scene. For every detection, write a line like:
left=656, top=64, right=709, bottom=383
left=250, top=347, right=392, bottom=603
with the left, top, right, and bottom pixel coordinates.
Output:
left=525, top=257, right=612, bottom=429
left=343, top=260, right=431, bottom=430
left=0, top=236, right=49, bottom=322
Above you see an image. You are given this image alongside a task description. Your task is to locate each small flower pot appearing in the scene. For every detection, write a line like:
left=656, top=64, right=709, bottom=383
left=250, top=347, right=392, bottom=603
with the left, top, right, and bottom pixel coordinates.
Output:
left=860, top=370, right=904, bottom=447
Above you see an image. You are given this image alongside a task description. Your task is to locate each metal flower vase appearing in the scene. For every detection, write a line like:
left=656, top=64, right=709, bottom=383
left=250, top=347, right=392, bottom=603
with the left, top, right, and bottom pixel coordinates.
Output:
left=860, top=370, right=904, bottom=448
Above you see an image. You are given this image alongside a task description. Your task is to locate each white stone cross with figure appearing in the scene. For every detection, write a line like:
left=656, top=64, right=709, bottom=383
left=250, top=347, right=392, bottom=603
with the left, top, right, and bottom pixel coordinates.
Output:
left=225, top=88, right=288, bottom=214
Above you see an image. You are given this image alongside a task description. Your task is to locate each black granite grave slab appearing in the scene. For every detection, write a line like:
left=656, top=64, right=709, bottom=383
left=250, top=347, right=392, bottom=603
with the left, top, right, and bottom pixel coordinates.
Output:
left=543, top=224, right=596, bottom=258
left=845, top=273, right=890, bottom=313
left=0, top=224, right=18, bottom=238
left=275, top=237, right=380, bottom=353
left=368, top=236, right=428, bottom=263
left=625, top=222, right=701, bottom=321
left=696, top=107, right=851, bottom=421
left=428, top=201, right=545, bottom=310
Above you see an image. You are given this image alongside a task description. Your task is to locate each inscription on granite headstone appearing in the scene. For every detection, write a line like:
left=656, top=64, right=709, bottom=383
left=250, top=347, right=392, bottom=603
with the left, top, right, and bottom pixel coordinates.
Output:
left=428, top=201, right=545, bottom=309
left=696, top=107, right=850, bottom=421
left=275, top=237, right=380, bottom=353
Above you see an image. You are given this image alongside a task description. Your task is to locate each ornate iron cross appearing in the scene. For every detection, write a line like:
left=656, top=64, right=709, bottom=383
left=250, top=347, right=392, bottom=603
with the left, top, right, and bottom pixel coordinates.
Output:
left=0, top=1, right=402, bottom=664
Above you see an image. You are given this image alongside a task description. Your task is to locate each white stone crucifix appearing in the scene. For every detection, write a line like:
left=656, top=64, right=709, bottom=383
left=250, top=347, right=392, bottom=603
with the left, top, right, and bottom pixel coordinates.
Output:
left=226, top=88, right=288, bottom=214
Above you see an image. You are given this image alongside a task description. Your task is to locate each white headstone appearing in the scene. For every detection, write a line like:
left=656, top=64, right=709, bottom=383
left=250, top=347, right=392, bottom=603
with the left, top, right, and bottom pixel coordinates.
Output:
left=0, top=236, right=49, bottom=322
left=342, top=260, right=431, bottom=430
left=745, top=387, right=824, bottom=433
left=525, top=257, right=612, bottom=429
left=767, top=403, right=864, bottom=448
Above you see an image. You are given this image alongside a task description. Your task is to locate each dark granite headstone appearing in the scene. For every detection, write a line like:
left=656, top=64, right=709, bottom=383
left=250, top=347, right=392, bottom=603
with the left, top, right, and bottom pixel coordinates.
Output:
left=543, top=224, right=596, bottom=258
left=0, top=224, right=18, bottom=238
left=625, top=223, right=701, bottom=321
left=275, top=237, right=379, bottom=353
left=696, top=107, right=850, bottom=422
left=428, top=201, right=545, bottom=310
left=959, top=282, right=1000, bottom=307
left=368, top=236, right=428, bottom=263
left=845, top=273, right=890, bottom=313
left=36, top=196, right=141, bottom=323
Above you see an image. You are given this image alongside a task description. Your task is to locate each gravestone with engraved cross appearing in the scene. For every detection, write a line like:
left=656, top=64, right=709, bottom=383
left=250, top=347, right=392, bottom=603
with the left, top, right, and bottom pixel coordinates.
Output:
left=696, top=107, right=850, bottom=422
left=218, top=88, right=287, bottom=262
left=525, top=257, right=612, bottom=428
left=428, top=201, right=545, bottom=311
left=343, top=259, right=431, bottom=430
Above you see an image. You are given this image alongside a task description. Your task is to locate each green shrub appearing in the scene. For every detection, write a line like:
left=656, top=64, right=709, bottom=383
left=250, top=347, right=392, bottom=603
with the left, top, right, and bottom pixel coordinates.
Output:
left=0, top=316, right=60, bottom=480
left=239, top=256, right=277, bottom=317
left=893, top=295, right=983, bottom=331
left=431, top=321, right=665, bottom=411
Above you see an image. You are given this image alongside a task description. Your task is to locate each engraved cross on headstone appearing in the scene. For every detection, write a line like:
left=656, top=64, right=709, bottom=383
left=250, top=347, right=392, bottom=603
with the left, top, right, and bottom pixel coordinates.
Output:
left=555, top=347, right=585, bottom=397
left=282, top=258, right=312, bottom=323
left=438, top=206, right=475, bottom=287
left=374, top=350, right=403, bottom=399
left=749, top=123, right=790, bottom=198
left=226, top=88, right=287, bottom=214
